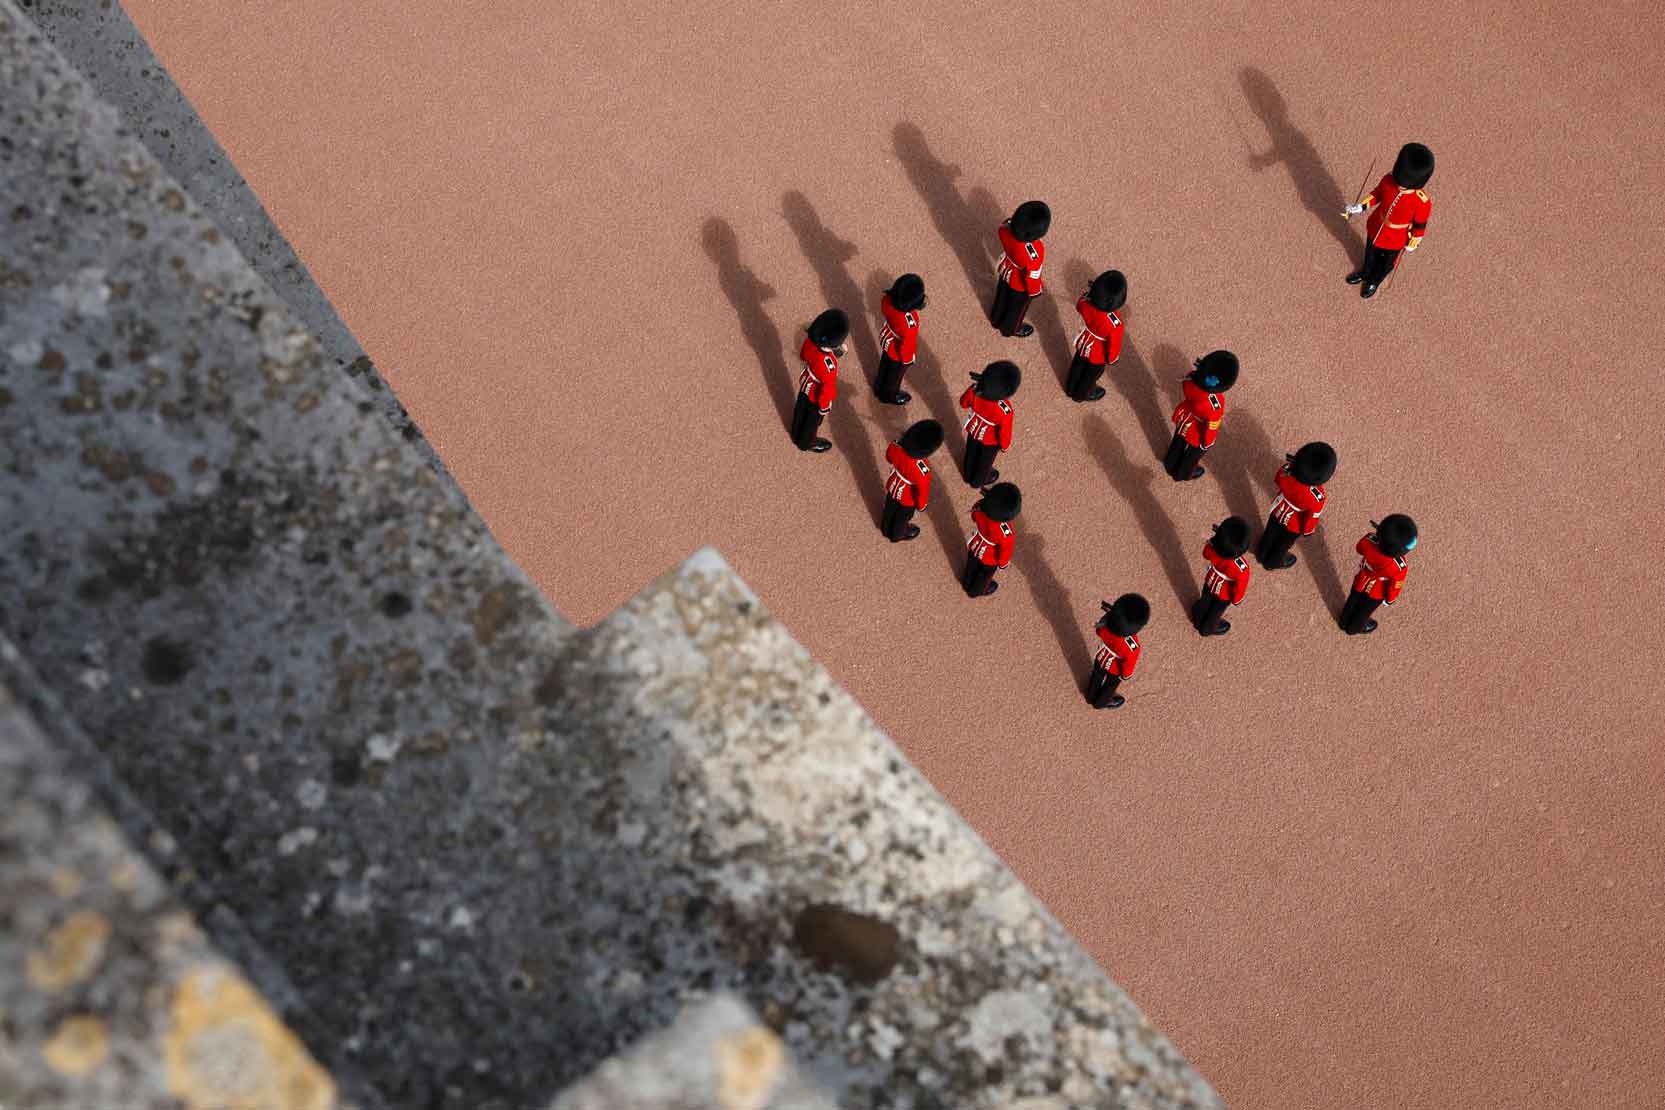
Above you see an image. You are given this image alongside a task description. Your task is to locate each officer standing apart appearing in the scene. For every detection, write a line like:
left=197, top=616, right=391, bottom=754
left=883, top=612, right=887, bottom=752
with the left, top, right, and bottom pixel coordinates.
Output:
left=1343, top=142, right=1434, bottom=299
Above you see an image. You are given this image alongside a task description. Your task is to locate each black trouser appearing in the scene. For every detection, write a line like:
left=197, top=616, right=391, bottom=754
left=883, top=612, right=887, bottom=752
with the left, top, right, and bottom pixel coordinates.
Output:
left=1162, top=433, right=1205, bottom=480
left=1359, top=243, right=1400, bottom=287
left=874, top=354, right=909, bottom=401
left=1255, top=517, right=1298, bottom=568
left=1065, top=353, right=1104, bottom=400
left=790, top=394, right=824, bottom=449
left=1191, top=593, right=1229, bottom=635
left=990, top=281, right=1033, bottom=336
left=963, top=439, right=1001, bottom=486
left=1340, top=588, right=1383, bottom=633
left=1086, top=662, right=1123, bottom=707
left=880, top=496, right=917, bottom=540
left=962, top=554, right=997, bottom=596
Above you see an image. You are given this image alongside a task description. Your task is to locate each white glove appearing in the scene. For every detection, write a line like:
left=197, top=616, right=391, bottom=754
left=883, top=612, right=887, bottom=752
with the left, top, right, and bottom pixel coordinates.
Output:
left=1343, top=203, right=1365, bottom=217
left=1404, top=237, right=1421, bottom=253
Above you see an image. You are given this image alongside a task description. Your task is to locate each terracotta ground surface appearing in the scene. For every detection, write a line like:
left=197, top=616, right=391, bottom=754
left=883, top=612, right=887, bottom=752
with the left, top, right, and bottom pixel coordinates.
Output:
left=120, top=2, right=1665, bottom=1106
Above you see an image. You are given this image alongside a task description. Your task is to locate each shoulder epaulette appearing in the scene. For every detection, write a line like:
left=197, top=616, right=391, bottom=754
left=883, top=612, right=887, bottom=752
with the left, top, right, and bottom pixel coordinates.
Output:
left=1208, top=394, right=1221, bottom=409
left=999, top=522, right=1013, bottom=536
left=823, top=355, right=836, bottom=371
left=904, top=311, right=916, bottom=327
left=997, top=400, right=1012, bottom=413
left=1025, top=242, right=1039, bottom=259
left=1415, top=189, right=1428, bottom=201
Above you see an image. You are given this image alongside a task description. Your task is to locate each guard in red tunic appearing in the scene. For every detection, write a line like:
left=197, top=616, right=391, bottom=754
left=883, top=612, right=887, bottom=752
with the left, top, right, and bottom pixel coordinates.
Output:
left=880, top=419, right=943, bottom=542
left=990, top=200, right=1050, bottom=338
left=960, top=360, right=1020, bottom=486
left=791, top=309, right=849, bottom=453
left=1065, top=270, right=1126, bottom=402
left=1341, top=514, right=1417, bottom=635
left=1343, top=142, right=1434, bottom=299
left=1254, top=441, right=1336, bottom=570
left=874, top=273, right=926, bottom=405
left=1193, top=517, right=1252, bottom=637
left=1087, top=593, right=1149, bottom=709
left=1163, top=350, right=1238, bottom=481
left=962, top=482, right=1020, bottom=598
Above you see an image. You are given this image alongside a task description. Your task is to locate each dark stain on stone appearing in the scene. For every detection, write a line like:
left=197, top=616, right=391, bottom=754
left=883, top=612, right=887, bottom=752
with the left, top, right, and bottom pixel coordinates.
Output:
left=532, top=664, right=564, bottom=707
left=471, top=583, right=523, bottom=647
left=330, top=749, right=363, bottom=788
left=791, top=903, right=901, bottom=985
left=379, top=591, right=413, bottom=618
left=141, top=637, right=192, bottom=685
left=38, top=349, right=65, bottom=371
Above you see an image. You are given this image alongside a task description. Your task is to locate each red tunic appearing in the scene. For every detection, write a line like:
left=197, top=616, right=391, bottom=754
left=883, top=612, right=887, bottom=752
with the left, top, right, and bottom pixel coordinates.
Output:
left=997, top=223, right=1046, bottom=294
left=883, top=442, right=933, bottom=509
left=967, top=508, right=1015, bottom=568
left=877, top=294, right=920, bottom=364
left=1363, top=174, right=1432, bottom=252
left=1073, top=298, right=1124, bottom=365
left=960, top=387, right=1014, bottom=449
left=1172, top=379, right=1225, bottom=449
left=1351, top=533, right=1409, bottom=603
left=1201, top=541, right=1251, bottom=604
left=1269, top=464, right=1327, bottom=536
left=1093, top=626, right=1141, bottom=677
left=797, top=337, right=839, bottom=412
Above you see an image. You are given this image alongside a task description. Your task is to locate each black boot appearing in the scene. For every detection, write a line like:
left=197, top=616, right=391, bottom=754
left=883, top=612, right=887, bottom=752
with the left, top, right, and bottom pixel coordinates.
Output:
left=1346, top=271, right=1364, bottom=285
left=1361, top=283, right=1379, bottom=299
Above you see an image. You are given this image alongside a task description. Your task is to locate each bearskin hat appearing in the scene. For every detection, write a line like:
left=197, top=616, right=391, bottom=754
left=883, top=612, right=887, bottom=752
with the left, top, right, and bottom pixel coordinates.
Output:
left=1088, top=269, right=1128, bottom=312
left=806, top=308, right=849, bottom=349
left=897, top=419, right=944, bottom=458
left=972, top=359, right=1022, bottom=400
left=1375, top=513, right=1419, bottom=557
left=1392, top=143, right=1435, bottom=190
left=1290, top=441, right=1338, bottom=485
left=979, top=482, right=1022, bottom=522
left=1191, top=350, right=1239, bottom=393
left=888, top=273, right=927, bottom=312
left=1211, top=516, right=1252, bottom=559
left=1009, top=200, right=1051, bottom=241
left=1103, top=593, right=1151, bottom=637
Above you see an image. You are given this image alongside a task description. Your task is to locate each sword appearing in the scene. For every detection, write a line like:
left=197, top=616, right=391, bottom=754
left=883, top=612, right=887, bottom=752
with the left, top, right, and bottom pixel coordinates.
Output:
left=1343, top=156, right=1376, bottom=220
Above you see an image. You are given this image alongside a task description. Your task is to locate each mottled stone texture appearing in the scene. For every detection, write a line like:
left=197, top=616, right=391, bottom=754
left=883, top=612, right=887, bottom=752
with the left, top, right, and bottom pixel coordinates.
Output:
left=0, top=638, right=348, bottom=1110
left=550, top=994, right=836, bottom=1110
left=23, top=0, right=446, bottom=473
left=0, top=6, right=1223, bottom=1110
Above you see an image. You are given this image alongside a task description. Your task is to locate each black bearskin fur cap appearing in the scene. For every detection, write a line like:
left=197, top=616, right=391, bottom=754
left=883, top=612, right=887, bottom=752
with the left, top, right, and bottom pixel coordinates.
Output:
left=897, top=419, right=944, bottom=458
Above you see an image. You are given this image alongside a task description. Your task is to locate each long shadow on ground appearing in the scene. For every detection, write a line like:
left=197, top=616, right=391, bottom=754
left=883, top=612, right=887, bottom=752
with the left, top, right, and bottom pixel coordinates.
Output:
left=1082, top=413, right=1197, bottom=614
left=702, top=217, right=794, bottom=432
left=1236, top=66, right=1363, bottom=269
left=892, top=121, right=1007, bottom=305
left=779, top=192, right=897, bottom=527
left=1014, top=530, right=1092, bottom=692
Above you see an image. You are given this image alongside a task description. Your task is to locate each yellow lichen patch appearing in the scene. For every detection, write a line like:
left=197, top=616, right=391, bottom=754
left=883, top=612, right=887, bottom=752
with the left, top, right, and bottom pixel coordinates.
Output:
left=715, top=1026, right=783, bottom=1110
left=165, top=966, right=335, bottom=1110
left=26, top=910, right=111, bottom=991
left=42, top=1014, right=110, bottom=1077
left=49, top=867, right=84, bottom=899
